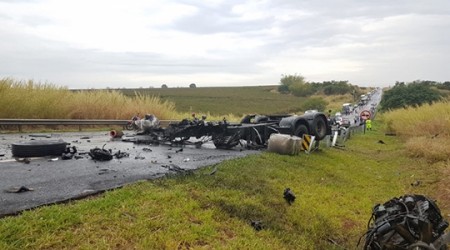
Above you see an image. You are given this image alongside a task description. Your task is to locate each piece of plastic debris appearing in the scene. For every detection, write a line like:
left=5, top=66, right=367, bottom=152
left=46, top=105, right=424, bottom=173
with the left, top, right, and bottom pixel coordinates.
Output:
left=283, top=188, right=296, bottom=205
left=5, top=186, right=34, bottom=193
left=250, top=220, right=264, bottom=231
left=183, top=158, right=190, bottom=162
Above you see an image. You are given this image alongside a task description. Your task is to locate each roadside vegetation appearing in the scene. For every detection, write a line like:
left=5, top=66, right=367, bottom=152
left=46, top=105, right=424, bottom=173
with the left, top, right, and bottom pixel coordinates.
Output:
left=1, top=127, right=441, bottom=249
left=0, top=78, right=239, bottom=122
left=379, top=81, right=446, bottom=112
left=1, top=78, right=354, bottom=122
left=379, top=81, right=450, bottom=216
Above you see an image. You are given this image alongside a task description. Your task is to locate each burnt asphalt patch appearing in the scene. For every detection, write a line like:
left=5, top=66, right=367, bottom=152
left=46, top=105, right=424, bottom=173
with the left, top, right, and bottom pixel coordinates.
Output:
left=0, top=131, right=259, bottom=217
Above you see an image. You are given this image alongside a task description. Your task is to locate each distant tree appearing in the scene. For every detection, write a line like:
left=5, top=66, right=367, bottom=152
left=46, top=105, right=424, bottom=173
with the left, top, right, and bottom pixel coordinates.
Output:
left=189, top=83, right=197, bottom=88
left=161, top=84, right=168, bottom=89
left=380, top=82, right=442, bottom=111
left=437, top=81, right=450, bottom=90
left=278, top=74, right=318, bottom=97
left=278, top=74, right=305, bottom=94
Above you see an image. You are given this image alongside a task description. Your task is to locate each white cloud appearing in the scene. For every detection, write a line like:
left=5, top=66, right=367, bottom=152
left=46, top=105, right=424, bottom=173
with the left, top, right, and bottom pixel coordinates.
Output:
left=0, top=0, right=449, bottom=88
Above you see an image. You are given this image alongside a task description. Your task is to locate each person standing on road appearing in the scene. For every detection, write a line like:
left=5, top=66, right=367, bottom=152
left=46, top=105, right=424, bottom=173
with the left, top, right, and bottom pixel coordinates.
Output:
left=366, top=119, right=372, bottom=131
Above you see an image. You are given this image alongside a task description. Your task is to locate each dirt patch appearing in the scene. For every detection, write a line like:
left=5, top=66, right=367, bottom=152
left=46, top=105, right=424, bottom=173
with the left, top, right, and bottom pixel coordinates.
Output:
left=341, top=218, right=358, bottom=231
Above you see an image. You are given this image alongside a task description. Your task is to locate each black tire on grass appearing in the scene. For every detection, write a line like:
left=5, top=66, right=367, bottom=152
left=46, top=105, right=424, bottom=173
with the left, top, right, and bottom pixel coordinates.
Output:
left=11, top=140, right=68, bottom=157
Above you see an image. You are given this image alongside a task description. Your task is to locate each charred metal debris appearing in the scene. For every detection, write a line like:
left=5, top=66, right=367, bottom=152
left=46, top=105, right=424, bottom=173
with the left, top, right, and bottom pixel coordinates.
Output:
left=360, top=194, right=450, bottom=250
left=122, top=112, right=332, bottom=150
left=88, top=144, right=129, bottom=161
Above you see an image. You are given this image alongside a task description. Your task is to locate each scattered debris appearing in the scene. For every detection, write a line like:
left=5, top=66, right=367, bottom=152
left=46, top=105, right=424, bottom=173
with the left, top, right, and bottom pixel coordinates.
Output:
left=29, top=134, right=52, bottom=138
left=80, top=136, right=90, bottom=139
left=250, top=220, right=264, bottom=231
left=142, top=147, right=152, bottom=152
left=411, top=180, right=422, bottom=187
left=114, top=151, right=129, bottom=159
left=48, top=158, right=58, bottom=162
left=162, top=164, right=186, bottom=173
left=15, top=158, right=31, bottom=164
left=109, top=130, right=124, bottom=139
left=98, top=168, right=117, bottom=175
left=377, top=140, right=386, bottom=144
left=5, top=186, right=34, bottom=193
left=61, top=146, right=78, bottom=160
left=183, top=158, right=190, bottom=162
left=326, top=238, right=344, bottom=248
left=167, top=155, right=172, bottom=159
left=209, top=166, right=218, bottom=175
left=176, top=148, right=183, bottom=153
left=283, top=188, right=296, bottom=205
left=88, top=145, right=113, bottom=161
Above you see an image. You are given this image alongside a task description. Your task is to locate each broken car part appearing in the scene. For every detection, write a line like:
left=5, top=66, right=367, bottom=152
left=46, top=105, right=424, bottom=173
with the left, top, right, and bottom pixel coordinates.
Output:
left=361, top=194, right=449, bottom=249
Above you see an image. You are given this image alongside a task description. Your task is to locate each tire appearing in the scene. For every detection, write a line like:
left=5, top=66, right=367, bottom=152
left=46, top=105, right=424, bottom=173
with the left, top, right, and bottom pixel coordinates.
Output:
left=311, top=116, right=328, bottom=140
left=12, top=139, right=67, bottom=157
left=294, top=124, right=309, bottom=138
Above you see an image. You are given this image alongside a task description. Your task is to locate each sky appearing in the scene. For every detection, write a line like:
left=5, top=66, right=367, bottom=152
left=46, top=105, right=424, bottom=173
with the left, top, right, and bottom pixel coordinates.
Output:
left=0, top=0, right=449, bottom=89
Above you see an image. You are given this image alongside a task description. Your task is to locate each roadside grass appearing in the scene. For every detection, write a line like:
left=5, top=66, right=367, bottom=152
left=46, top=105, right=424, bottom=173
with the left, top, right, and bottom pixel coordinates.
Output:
left=380, top=101, right=450, bottom=215
left=381, top=102, right=450, bottom=162
left=1, top=125, right=444, bottom=249
left=0, top=78, right=177, bottom=120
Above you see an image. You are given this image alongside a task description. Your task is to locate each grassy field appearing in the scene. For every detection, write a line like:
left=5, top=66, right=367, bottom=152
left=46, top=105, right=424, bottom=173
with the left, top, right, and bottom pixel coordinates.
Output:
left=1, top=124, right=445, bottom=249
left=116, top=86, right=354, bottom=116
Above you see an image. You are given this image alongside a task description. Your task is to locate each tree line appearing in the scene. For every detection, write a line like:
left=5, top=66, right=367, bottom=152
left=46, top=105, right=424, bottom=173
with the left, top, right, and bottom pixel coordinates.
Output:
left=380, top=80, right=447, bottom=111
left=278, top=74, right=356, bottom=97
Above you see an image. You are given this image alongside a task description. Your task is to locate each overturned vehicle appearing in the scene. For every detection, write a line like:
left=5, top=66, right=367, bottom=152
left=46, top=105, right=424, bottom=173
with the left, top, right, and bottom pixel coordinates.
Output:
left=125, top=112, right=331, bottom=150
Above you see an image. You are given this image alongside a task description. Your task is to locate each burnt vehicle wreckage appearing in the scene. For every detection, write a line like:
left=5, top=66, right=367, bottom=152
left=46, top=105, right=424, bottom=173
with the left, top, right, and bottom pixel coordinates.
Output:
left=121, top=112, right=332, bottom=149
left=361, top=194, right=450, bottom=250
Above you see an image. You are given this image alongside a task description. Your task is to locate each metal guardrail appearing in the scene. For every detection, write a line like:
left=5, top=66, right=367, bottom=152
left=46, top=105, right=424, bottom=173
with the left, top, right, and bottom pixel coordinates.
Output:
left=0, top=119, right=174, bottom=131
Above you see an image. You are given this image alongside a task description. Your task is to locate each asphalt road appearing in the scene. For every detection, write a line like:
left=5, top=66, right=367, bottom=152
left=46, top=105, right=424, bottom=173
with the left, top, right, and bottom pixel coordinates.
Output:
left=343, top=88, right=383, bottom=127
left=0, top=131, right=259, bottom=217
